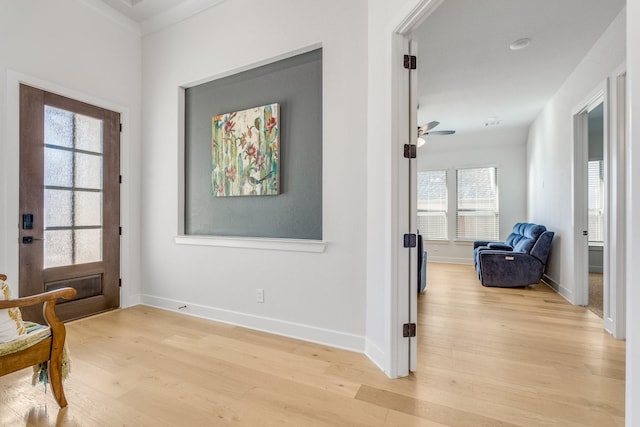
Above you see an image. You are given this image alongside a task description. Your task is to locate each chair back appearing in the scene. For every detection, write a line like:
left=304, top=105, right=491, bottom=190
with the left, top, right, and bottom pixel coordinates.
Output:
left=530, top=231, right=555, bottom=264
left=511, top=223, right=547, bottom=253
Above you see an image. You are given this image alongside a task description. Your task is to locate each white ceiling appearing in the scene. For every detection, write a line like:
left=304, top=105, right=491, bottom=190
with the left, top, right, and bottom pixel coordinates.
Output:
left=95, top=0, right=624, bottom=140
left=414, top=0, right=625, bottom=139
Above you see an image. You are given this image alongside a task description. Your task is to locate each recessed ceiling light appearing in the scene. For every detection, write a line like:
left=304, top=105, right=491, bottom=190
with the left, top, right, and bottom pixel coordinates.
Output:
left=509, top=38, right=531, bottom=51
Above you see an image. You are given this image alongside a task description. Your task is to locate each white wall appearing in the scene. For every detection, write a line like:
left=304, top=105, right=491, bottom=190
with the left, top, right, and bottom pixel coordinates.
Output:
left=526, top=9, right=626, bottom=302
left=418, top=127, right=527, bottom=263
left=140, top=0, right=368, bottom=351
left=626, top=1, right=639, bottom=424
left=0, top=0, right=142, bottom=305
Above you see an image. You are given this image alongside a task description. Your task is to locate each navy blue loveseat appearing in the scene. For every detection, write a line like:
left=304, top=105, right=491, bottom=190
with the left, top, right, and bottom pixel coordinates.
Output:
left=473, top=223, right=554, bottom=287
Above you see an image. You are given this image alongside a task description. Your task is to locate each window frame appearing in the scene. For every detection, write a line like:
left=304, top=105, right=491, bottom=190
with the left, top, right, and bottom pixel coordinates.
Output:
left=455, top=166, right=500, bottom=241
left=417, top=170, right=448, bottom=241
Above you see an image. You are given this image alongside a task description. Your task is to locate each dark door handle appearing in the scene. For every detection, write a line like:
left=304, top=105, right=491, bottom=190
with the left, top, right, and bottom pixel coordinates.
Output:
left=22, top=236, right=44, bottom=244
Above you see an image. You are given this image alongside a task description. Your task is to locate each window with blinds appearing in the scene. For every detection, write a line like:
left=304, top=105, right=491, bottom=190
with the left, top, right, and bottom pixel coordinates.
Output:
left=588, top=160, right=604, bottom=243
left=417, top=170, right=448, bottom=240
left=456, top=167, right=499, bottom=240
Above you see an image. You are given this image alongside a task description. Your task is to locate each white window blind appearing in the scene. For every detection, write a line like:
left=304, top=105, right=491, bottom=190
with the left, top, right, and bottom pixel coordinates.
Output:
left=417, top=170, right=447, bottom=240
left=588, top=160, right=604, bottom=243
left=456, top=167, right=499, bottom=240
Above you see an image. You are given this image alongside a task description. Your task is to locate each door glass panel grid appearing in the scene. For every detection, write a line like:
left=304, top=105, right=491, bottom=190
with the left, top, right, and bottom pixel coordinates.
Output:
left=44, top=105, right=104, bottom=268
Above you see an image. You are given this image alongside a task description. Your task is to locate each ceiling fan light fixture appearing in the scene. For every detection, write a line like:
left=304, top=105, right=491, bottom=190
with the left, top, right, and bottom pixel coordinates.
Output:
left=418, top=121, right=440, bottom=136
left=509, top=38, right=531, bottom=51
left=417, top=136, right=426, bottom=148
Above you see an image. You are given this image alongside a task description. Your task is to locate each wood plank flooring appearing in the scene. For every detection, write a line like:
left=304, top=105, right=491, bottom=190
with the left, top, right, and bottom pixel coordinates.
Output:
left=0, top=263, right=625, bottom=426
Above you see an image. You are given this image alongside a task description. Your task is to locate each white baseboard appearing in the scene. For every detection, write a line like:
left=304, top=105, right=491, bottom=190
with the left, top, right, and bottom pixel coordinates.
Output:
left=364, top=338, right=388, bottom=376
left=427, top=256, right=473, bottom=265
left=542, top=274, right=574, bottom=303
left=140, top=294, right=365, bottom=353
left=121, top=293, right=141, bottom=308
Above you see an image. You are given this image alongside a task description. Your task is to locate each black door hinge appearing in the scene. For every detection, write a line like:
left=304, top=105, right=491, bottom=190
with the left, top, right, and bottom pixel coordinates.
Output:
left=403, top=233, right=417, bottom=248
left=119, top=123, right=123, bottom=132
left=403, top=54, right=417, bottom=70
left=119, top=278, right=122, bottom=288
left=119, top=226, right=122, bottom=235
left=119, top=175, right=122, bottom=184
left=403, top=144, right=416, bottom=159
left=403, top=323, right=417, bottom=338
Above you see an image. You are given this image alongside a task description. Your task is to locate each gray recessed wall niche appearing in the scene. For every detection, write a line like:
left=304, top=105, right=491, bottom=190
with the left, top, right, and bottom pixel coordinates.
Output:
left=184, top=48, right=323, bottom=240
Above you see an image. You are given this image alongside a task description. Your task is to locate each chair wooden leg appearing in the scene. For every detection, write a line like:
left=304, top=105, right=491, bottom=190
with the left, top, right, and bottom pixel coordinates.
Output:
left=48, top=360, right=68, bottom=408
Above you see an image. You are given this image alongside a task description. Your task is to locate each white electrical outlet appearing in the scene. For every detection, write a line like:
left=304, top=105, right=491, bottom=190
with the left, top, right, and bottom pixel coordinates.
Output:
left=256, top=289, right=264, bottom=303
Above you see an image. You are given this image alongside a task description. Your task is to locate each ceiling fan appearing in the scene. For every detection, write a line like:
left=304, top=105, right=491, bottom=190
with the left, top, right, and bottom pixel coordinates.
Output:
left=417, top=121, right=455, bottom=147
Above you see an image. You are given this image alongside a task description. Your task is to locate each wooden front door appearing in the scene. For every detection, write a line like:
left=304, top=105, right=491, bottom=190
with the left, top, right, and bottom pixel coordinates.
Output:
left=19, top=84, right=120, bottom=322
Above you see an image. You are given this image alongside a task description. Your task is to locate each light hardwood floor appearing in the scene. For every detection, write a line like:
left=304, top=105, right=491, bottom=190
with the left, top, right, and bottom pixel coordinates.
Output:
left=0, top=263, right=625, bottom=426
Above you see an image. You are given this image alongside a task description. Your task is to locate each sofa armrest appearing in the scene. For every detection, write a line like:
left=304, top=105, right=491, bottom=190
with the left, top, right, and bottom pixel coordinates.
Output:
left=478, top=251, right=544, bottom=287
left=486, top=242, right=512, bottom=251
left=474, top=240, right=493, bottom=249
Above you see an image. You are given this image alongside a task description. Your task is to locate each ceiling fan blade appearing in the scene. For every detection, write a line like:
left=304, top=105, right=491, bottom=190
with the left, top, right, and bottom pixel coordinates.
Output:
left=426, top=130, right=456, bottom=136
left=418, top=120, right=440, bottom=135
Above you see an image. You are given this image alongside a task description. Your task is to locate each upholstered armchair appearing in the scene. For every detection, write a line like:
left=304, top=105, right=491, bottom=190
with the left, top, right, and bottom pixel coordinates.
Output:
left=0, top=274, right=76, bottom=407
left=474, top=223, right=554, bottom=287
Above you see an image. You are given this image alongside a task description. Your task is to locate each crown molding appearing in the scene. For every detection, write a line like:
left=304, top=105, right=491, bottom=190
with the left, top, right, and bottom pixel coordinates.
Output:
left=78, top=0, right=229, bottom=38
left=78, top=0, right=142, bottom=36
left=140, top=0, right=228, bottom=37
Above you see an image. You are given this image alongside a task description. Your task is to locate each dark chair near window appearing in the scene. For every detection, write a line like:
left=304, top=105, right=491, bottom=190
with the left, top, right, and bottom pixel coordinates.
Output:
left=473, top=223, right=554, bottom=287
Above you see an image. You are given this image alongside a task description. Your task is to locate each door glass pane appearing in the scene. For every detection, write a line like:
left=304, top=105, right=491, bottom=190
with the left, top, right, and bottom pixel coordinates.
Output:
left=44, top=147, right=73, bottom=187
left=75, top=153, right=102, bottom=189
left=44, top=189, right=73, bottom=227
left=44, top=106, right=73, bottom=148
left=74, top=229, right=102, bottom=265
left=43, top=105, right=104, bottom=268
left=74, top=192, right=102, bottom=226
left=44, top=230, right=73, bottom=268
left=74, top=114, right=103, bottom=153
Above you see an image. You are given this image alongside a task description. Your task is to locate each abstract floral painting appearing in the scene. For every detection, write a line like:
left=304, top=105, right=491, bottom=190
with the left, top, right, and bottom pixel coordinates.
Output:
left=212, top=103, right=280, bottom=197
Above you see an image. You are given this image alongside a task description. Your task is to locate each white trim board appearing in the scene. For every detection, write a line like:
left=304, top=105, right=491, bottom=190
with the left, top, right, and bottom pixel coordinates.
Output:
left=175, top=235, right=327, bottom=253
left=542, top=275, right=574, bottom=304
left=140, top=295, right=365, bottom=353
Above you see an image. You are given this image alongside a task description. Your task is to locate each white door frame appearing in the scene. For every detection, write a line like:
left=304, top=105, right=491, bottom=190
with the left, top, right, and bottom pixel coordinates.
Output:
left=572, top=66, right=627, bottom=338
left=388, top=1, right=627, bottom=379
left=572, top=87, right=604, bottom=308
left=607, top=65, right=627, bottom=338
left=389, top=0, right=443, bottom=378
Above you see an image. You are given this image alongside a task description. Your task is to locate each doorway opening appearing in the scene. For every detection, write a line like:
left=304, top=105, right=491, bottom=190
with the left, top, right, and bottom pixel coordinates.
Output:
left=586, top=102, right=605, bottom=318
